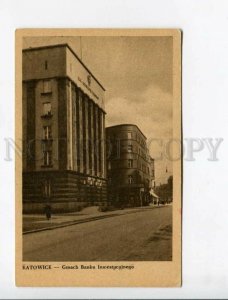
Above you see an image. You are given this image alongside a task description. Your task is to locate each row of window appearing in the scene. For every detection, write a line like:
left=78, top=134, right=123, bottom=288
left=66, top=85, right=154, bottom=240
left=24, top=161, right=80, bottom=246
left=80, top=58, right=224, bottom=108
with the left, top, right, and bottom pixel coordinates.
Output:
left=108, top=175, right=147, bottom=185
left=127, top=175, right=148, bottom=185
left=109, top=175, right=153, bottom=186
left=112, top=132, right=146, bottom=148
left=41, top=135, right=153, bottom=171
left=109, top=159, right=151, bottom=175
left=139, top=163, right=149, bottom=174
left=114, top=131, right=146, bottom=148
left=128, top=160, right=150, bottom=174
left=42, top=177, right=105, bottom=198
left=136, top=134, right=146, bottom=149
left=43, top=154, right=153, bottom=171
left=108, top=175, right=132, bottom=184
left=42, top=159, right=152, bottom=174
left=110, top=142, right=151, bottom=164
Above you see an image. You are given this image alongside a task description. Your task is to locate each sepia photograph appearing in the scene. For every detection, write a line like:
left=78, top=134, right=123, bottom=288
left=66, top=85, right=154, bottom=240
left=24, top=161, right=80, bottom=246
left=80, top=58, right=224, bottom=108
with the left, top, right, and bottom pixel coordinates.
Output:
left=16, top=29, right=181, bottom=286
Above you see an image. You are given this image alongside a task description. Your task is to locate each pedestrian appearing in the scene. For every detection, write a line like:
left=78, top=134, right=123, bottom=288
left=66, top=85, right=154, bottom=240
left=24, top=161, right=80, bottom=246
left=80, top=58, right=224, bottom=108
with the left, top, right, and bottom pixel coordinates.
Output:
left=44, top=204, right=52, bottom=220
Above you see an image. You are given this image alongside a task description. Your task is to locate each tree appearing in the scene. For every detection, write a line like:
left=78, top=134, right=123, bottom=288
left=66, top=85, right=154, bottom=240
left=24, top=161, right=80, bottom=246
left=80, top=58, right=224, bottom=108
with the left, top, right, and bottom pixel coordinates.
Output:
left=155, top=176, right=173, bottom=204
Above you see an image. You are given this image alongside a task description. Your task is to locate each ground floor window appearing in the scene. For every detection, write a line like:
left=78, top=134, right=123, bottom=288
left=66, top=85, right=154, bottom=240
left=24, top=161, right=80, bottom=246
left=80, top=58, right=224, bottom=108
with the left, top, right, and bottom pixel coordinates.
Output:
left=43, top=179, right=51, bottom=198
left=43, top=150, right=52, bottom=166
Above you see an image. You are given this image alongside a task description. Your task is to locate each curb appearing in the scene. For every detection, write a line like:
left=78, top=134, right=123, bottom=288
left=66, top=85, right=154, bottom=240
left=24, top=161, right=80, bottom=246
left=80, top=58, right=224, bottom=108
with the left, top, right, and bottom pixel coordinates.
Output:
left=23, top=205, right=166, bottom=235
left=23, top=213, right=119, bottom=235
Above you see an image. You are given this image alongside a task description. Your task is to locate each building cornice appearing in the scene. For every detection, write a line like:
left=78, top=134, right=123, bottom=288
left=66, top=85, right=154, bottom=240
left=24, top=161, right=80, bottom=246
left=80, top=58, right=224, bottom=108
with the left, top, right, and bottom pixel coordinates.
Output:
left=23, top=43, right=106, bottom=92
left=106, top=124, right=147, bottom=140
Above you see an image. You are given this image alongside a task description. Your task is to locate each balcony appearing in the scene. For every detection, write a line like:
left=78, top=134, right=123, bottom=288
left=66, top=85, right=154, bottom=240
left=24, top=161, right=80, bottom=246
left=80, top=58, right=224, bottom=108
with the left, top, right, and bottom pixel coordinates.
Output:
left=41, top=112, right=53, bottom=119
left=41, top=91, right=52, bottom=96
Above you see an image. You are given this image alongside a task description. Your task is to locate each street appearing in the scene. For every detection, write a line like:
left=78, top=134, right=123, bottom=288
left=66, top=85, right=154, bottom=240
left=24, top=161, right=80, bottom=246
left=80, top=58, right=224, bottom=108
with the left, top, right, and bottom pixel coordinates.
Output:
left=23, top=205, right=172, bottom=261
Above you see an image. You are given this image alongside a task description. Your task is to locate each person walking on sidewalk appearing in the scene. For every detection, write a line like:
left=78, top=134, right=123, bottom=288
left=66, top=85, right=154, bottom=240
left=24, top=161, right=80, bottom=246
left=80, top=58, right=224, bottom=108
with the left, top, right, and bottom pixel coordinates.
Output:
left=44, top=204, right=52, bottom=220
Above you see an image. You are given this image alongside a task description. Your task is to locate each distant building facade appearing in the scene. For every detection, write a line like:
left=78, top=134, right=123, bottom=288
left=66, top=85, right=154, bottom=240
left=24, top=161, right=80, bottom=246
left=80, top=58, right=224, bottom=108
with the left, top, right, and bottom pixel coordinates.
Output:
left=22, top=44, right=107, bottom=212
left=106, top=124, right=155, bottom=207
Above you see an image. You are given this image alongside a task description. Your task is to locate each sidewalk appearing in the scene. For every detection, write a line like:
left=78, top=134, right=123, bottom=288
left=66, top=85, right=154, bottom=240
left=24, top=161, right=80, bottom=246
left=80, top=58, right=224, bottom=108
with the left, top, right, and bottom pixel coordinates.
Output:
left=23, top=205, right=166, bottom=234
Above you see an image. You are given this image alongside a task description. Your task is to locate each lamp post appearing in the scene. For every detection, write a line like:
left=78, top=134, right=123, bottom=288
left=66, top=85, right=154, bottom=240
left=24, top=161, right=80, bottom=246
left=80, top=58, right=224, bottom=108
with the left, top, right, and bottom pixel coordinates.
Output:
left=82, top=178, right=87, bottom=203
left=89, top=177, right=93, bottom=205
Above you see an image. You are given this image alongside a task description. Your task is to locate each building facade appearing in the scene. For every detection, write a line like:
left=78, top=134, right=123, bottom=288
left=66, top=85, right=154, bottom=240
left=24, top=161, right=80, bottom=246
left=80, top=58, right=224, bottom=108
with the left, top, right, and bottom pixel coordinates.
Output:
left=106, top=124, right=155, bottom=207
left=22, top=44, right=107, bottom=213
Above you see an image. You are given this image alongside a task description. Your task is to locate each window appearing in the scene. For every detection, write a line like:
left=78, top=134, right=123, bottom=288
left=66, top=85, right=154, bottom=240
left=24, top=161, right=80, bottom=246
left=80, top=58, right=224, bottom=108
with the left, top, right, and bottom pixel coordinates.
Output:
left=128, top=175, right=133, bottom=184
left=128, top=159, right=133, bottom=168
left=43, top=150, right=52, bottom=166
left=128, top=132, right=132, bottom=139
left=43, top=126, right=52, bottom=140
left=43, top=102, right=52, bottom=116
left=45, top=60, right=48, bottom=70
left=43, top=80, right=51, bottom=93
left=128, top=144, right=133, bottom=152
left=43, top=179, right=51, bottom=197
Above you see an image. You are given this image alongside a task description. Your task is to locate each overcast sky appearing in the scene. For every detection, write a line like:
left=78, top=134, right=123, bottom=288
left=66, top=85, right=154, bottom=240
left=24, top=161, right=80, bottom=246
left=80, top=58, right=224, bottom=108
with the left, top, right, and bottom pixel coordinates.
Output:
left=23, top=36, right=173, bottom=184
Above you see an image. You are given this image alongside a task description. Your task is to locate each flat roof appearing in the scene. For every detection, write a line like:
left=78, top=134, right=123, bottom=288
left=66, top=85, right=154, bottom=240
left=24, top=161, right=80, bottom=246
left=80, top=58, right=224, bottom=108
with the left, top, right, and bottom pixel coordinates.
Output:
left=106, top=124, right=147, bottom=139
left=23, top=43, right=105, bottom=91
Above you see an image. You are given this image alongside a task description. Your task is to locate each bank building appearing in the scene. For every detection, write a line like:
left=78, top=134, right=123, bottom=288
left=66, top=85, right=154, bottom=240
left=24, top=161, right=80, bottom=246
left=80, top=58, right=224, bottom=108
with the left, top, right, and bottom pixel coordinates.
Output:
left=22, top=44, right=107, bottom=212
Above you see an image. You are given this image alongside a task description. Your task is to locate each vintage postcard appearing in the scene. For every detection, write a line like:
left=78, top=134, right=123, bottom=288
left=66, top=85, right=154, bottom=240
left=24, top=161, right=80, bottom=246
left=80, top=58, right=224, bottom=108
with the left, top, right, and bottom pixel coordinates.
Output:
left=15, top=29, right=182, bottom=287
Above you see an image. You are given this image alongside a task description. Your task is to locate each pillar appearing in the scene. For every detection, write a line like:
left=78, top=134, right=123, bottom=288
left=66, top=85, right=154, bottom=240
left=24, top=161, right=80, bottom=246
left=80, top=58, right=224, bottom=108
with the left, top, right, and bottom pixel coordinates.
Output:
left=67, top=80, right=73, bottom=170
left=100, top=110, right=105, bottom=178
left=78, top=90, right=84, bottom=173
left=93, top=104, right=99, bottom=177
left=90, top=101, right=95, bottom=176
left=84, top=96, right=89, bottom=175
left=72, top=84, right=78, bottom=171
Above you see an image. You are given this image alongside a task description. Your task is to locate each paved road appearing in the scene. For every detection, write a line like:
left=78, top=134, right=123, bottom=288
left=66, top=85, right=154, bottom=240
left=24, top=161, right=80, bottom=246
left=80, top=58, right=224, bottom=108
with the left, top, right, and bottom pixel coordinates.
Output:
left=23, top=205, right=172, bottom=261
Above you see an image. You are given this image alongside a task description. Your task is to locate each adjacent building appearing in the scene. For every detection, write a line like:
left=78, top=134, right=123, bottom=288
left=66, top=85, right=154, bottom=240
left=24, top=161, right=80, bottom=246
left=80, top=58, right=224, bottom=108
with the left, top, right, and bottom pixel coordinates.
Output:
left=22, top=44, right=107, bottom=212
left=106, top=124, right=155, bottom=207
